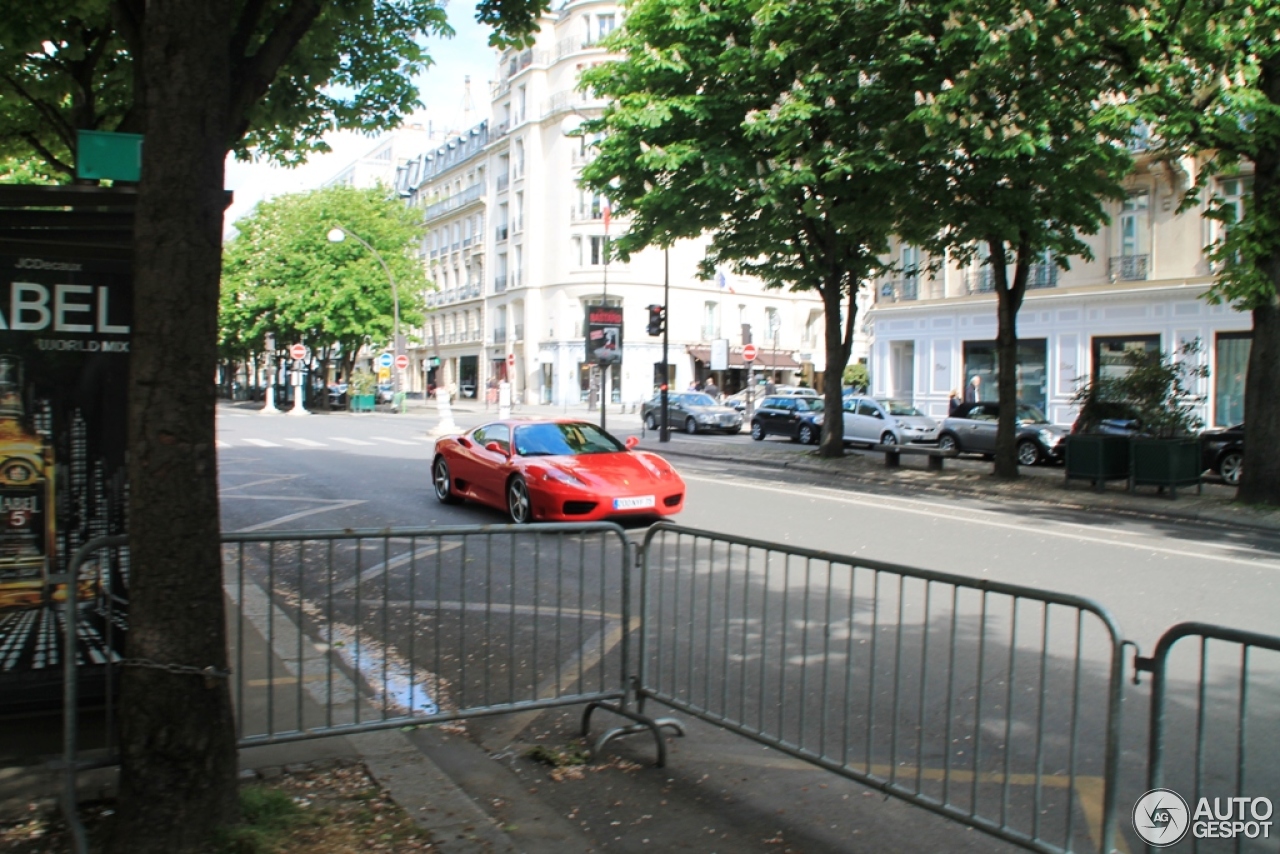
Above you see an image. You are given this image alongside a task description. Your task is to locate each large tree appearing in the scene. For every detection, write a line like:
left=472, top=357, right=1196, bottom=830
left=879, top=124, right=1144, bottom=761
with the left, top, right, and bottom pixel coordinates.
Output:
left=1138, top=0, right=1280, bottom=505
left=221, top=184, right=429, bottom=402
left=1, top=1, right=543, bottom=851
left=908, top=0, right=1141, bottom=478
left=581, top=0, right=939, bottom=457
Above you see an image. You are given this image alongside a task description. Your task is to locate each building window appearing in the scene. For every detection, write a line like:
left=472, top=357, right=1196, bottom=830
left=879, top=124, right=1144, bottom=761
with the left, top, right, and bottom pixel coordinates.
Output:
left=962, top=339, right=1048, bottom=412
left=901, top=245, right=921, bottom=300
left=597, top=14, right=616, bottom=40
left=589, top=235, right=607, bottom=265
left=1214, top=332, right=1250, bottom=426
left=702, top=301, right=719, bottom=340
left=1092, top=335, right=1160, bottom=382
left=765, top=307, right=781, bottom=344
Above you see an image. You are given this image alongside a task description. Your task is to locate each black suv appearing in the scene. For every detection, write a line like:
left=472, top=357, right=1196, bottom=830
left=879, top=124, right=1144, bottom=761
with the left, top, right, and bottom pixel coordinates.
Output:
left=750, top=396, right=824, bottom=444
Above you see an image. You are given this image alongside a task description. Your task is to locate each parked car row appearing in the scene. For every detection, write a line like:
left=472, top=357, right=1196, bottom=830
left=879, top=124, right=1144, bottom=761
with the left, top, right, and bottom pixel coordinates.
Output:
left=647, top=389, right=1245, bottom=484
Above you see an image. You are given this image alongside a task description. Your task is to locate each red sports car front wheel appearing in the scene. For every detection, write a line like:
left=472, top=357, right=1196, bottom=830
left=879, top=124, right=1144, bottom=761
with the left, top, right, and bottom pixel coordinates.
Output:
left=507, top=475, right=532, bottom=524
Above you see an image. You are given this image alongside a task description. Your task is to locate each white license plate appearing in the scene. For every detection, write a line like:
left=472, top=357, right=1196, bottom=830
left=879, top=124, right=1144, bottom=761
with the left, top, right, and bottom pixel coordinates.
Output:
left=613, top=495, right=656, bottom=510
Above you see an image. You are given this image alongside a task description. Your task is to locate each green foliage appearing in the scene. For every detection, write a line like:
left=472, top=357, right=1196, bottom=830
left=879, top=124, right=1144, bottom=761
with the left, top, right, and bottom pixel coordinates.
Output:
left=1072, top=340, right=1209, bottom=439
left=220, top=184, right=429, bottom=375
left=909, top=0, right=1143, bottom=286
left=348, top=370, right=377, bottom=395
left=842, top=363, right=869, bottom=391
left=581, top=0, right=936, bottom=292
left=214, top=786, right=310, bottom=853
left=1135, top=1, right=1280, bottom=311
left=0, top=0, right=550, bottom=175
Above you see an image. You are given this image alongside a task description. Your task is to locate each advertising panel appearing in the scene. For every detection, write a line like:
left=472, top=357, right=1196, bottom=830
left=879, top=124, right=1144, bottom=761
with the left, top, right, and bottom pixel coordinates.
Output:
left=0, top=248, right=132, bottom=709
left=585, top=305, right=623, bottom=366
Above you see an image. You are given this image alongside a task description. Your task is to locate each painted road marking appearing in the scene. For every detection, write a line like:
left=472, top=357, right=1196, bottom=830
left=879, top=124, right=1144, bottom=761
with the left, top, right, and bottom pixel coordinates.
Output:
left=242, top=438, right=282, bottom=447
left=370, top=436, right=418, bottom=446
left=333, top=437, right=376, bottom=446
left=216, top=440, right=231, bottom=448
left=285, top=437, right=327, bottom=447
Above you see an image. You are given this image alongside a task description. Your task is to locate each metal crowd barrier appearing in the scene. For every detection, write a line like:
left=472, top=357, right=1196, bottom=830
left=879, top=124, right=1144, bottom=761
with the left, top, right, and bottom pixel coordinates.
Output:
left=636, top=523, right=1127, bottom=854
left=222, top=524, right=636, bottom=745
left=1137, top=623, right=1280, bottom=854
left=55, top=525, right=1280, bottom=854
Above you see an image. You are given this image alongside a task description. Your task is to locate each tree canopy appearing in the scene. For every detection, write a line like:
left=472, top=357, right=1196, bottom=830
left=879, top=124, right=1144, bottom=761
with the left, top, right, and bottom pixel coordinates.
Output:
left=907, top=0, right=1142, bottom=476
left=1136, top=0, right=1280, bottom=503
left=581, top=0, right=941, bottom=456
left=220, top=184, right=428, bottom=383
left=0, top=0, right=460, bottom=175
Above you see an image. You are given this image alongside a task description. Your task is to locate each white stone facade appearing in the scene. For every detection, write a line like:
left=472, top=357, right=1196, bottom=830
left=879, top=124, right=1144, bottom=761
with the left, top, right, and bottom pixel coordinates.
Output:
left=394, top=0, right=825, bottom=407
left=866, top=149, right=1254, bottom=429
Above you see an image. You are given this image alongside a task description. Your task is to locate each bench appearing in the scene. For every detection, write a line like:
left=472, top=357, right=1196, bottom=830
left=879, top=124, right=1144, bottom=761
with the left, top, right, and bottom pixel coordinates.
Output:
left=867, top=443, right=957, bottom=472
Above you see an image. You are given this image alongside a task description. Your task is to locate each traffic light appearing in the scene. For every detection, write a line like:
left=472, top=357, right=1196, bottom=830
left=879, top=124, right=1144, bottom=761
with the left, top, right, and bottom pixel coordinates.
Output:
left=646, top=304, right=666, bottom=336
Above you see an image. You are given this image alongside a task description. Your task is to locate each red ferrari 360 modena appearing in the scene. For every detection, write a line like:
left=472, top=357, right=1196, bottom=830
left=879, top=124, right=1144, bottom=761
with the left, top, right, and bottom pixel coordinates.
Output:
left=431, top=419, right=685, bottom=523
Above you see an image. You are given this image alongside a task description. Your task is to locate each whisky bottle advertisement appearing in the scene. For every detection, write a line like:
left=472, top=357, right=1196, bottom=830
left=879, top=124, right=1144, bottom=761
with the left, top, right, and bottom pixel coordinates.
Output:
left=0, top=250, right=132, bottom=709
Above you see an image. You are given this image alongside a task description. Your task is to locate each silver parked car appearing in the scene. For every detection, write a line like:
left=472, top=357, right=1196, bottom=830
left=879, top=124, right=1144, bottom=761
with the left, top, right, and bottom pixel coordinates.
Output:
left=840, top=397, right=940, bottom=446
left=641, top=392, right=744, bottom=435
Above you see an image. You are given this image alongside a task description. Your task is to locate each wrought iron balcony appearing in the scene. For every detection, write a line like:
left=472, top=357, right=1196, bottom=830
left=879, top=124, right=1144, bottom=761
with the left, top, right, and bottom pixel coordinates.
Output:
left=878, top=279, right=920, bottom=302
left=1109, top=254, right=1150, bottom=281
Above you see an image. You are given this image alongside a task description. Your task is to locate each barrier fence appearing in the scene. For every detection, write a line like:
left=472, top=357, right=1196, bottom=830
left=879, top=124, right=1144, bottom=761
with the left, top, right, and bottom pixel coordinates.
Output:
left=638, top=523, right=1127, bottom=854
left=55, top=524, right=1280, bottom=854
left=1137, top=623, right=1280, bottom=854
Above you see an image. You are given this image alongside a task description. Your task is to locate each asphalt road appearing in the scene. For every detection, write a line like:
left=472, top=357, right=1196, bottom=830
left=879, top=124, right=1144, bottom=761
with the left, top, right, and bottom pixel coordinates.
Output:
left=216, top=402, right=1280, bottom=854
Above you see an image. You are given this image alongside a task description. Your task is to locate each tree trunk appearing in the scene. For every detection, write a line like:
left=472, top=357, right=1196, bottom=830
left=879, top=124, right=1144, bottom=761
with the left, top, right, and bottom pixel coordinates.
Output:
left=990, top=237, right=1028, bottom=480
left=819, top=273, right=855, bottom=458
left=1240, top=297, right=1280, bottom=505
left=111, top=0, right=240, bottom=850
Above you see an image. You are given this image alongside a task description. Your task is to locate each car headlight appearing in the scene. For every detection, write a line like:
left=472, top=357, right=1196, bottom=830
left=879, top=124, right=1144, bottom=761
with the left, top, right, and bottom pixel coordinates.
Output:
left=697, top=413, right=715, bottom=422
left=541, top=466, right=584, bottom=486
left=895, top=419, right=908, bottom=428
left=636, top=454, right=676, bottom=478
left=1038, top=429, right=1058, bottom=446
left=813, top=415, right=824, bottom=425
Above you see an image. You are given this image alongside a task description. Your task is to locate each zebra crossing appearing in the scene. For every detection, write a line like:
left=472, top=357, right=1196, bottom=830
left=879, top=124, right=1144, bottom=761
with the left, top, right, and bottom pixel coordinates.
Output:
left=218, top=434, right=436, bottom=450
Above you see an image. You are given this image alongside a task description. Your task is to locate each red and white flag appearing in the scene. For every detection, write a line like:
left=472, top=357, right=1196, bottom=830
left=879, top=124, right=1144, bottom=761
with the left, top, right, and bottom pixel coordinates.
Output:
left=602, top=197, right=611, bottom=233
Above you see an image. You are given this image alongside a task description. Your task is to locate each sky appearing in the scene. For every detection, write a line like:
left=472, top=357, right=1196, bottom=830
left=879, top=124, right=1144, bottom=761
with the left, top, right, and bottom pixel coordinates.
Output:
left=222, top=4, right=497, bottom=232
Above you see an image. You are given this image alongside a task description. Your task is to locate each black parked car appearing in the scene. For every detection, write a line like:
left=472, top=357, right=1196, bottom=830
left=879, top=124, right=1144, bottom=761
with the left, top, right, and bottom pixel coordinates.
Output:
left=750, top=396, right=824, bottom=445
left=936, top=401, right=1069, bottom=465
left=641, top=392, right=743, bottom=434
left=1201, top=423, right=1244, bottom=486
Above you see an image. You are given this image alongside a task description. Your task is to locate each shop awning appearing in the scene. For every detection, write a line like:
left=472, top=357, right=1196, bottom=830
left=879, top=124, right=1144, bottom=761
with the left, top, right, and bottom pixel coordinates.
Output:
left=685, top=345, right=803, bottom=369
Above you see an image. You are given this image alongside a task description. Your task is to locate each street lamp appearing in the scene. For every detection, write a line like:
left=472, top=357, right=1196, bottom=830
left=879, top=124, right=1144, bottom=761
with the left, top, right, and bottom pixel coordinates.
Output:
left=327, top=224, right=402, bottom=394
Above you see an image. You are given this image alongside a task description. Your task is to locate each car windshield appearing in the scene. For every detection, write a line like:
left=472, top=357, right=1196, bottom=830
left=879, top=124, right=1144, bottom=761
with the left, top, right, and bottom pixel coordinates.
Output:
left=794, top=398, right=824, bottom=412
left=685, top=393, right=717, bottom=407
left=1016, top=404, right=1050, bottom=424
left=513, top=422, right=626, bottom=456
left=882, top=400, right=924, bottom=417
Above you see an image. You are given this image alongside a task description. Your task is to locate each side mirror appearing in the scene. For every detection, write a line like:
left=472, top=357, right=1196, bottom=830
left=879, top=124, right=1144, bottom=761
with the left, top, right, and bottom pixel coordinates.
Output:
left=625, top=436, right=640, bottom=450
left=484, top=441, right=507, bottom=455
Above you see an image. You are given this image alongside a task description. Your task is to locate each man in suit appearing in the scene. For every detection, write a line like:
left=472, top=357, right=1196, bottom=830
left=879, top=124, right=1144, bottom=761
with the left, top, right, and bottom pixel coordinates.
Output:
left=964, top=375, right=982, bottom=403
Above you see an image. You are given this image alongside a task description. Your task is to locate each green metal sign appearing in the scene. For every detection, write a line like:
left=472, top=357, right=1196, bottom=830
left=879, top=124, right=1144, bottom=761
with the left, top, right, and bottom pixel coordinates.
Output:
left=76, top=130, right=143, bottom=182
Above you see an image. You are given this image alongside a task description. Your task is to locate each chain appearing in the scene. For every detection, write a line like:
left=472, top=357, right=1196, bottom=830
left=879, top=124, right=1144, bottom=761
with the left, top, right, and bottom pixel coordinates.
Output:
left=116, top=658, right=231, bottom=680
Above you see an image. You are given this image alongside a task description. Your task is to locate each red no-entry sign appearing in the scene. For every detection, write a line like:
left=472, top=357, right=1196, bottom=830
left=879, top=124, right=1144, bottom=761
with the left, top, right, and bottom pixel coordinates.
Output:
left=742, top=343, right=758, bottom=362
left=289, top=343, right=306, bottom=361
left=395, top=354, right=409, bottom=370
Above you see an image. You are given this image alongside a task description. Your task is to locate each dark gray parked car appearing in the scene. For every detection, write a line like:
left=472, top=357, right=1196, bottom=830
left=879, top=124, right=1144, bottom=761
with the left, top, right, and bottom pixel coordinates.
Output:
left=936, top=401, right=1068, bottom=465
left=750, top=395, right=825, bottom=445
left=641, top=392, right=743, bottom=435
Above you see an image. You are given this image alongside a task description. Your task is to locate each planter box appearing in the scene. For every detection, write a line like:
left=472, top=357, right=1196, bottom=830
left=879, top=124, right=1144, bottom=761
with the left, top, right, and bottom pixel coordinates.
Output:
left=350, top=393, right=376, bottom=413
left=1064, top=434, right=1131, bottom=491
left=1129, top=437, right=1202, bottom=498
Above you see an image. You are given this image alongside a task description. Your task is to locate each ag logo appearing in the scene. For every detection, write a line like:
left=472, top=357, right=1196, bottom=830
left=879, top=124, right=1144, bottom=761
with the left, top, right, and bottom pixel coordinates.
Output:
left=1133, top=788, right=1190, bottom=847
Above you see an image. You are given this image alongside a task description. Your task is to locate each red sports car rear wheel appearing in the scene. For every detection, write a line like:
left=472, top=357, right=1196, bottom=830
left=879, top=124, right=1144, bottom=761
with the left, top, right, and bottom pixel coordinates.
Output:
left=507, top=475, right=532, bottom=523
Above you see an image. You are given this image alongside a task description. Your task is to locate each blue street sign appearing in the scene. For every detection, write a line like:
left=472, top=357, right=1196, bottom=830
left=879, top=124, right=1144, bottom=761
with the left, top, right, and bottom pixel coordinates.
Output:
left=377, top=353, right=394, bottom=369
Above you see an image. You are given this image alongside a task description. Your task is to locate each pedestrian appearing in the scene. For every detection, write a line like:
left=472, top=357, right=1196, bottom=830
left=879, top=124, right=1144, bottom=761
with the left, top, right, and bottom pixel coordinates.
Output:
left=964, top=375, right=982, bottom=403
left=764, top=377, right=777, bottom=395
left=704, top=378, right=719, bottom=399
left=948, top=389, right=962, bottom=415
left=688, top=379, right=700, bottom=392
